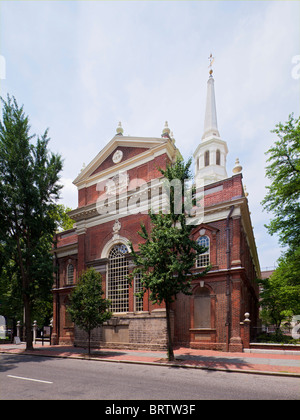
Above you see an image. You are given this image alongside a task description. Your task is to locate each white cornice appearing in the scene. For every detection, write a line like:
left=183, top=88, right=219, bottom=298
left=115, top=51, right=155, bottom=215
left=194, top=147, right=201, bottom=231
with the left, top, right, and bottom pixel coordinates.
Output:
left=76, top=142, right=176, bottom=190
left=73, top=135, right=177, bottom=189
left=193, top=136, right=228, bottom=158
left=240, top=201, right=261, bottom=279
left=52, top=243, right=78, bottom=258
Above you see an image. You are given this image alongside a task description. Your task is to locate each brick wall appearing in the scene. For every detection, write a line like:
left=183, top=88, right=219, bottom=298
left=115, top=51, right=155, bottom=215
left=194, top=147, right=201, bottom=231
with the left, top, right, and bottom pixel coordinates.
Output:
left=74, top=311, right=169, bottom=351
left=91, top=146, right=149, bottom=176
left=53, top=168, right=259, bottom=352
left=203, top=174, right=243, bottom=207
left=55, top=229, right=78, bottom=248
left=78, top=152, right=171, bottom=207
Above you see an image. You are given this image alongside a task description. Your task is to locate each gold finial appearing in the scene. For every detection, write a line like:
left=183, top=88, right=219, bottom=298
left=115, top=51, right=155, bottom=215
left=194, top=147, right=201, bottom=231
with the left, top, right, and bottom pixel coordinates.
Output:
left=208, top=53, right=214, bottom=77
left=162, top=121, right=171, bottom=137
left=233, top=158, right=242, bottom=174
left=170, top=131, right=175, bottom=144
left=116, top=121, right=123, bottom=135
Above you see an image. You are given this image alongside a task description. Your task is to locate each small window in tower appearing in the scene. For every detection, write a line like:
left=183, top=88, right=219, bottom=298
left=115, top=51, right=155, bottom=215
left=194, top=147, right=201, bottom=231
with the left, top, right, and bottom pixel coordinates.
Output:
left=216, top=149, right=221, bottom=165
left=204, top=150, right=210, bottom=167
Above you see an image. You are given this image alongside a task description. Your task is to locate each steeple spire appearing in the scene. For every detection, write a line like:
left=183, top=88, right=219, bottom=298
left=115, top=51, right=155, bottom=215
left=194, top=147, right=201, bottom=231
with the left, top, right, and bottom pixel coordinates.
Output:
left=202, top=55, right=220, bottom=140
left=193, top=55, right=228, bottom=185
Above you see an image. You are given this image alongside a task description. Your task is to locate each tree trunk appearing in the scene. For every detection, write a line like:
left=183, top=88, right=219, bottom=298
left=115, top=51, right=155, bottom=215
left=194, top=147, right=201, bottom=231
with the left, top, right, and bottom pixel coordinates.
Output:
left=16, top=234, right=33, bottom=351
left=88, top=329, right=91, bottom=356
left=275, top=320, right=282, bottom=340
left=165, top=300, right=174, bottom=361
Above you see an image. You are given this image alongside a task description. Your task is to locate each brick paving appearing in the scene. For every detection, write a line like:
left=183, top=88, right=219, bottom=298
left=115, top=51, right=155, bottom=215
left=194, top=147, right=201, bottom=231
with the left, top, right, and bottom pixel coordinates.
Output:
left=1, top=343, right=299, bottom=377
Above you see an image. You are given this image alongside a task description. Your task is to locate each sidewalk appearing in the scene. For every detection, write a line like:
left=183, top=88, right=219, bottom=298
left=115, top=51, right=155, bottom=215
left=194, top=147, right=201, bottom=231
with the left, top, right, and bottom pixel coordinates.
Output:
left=1, top=342, right=300, bottom=378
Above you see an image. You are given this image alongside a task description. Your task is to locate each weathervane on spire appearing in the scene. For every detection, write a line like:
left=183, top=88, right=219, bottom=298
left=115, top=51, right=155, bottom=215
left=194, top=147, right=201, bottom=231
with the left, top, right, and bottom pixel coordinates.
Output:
left=208, top=53, right=215, bottom=77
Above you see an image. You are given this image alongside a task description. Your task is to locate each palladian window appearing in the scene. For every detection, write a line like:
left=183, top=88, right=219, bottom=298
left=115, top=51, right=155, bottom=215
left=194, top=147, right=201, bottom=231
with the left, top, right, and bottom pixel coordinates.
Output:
left=108, top=244, right=129, bottom=313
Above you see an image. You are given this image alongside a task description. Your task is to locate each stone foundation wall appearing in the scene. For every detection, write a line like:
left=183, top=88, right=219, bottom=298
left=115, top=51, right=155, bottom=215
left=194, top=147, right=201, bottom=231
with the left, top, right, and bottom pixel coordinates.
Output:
left=74, top=309, right=169, bottom=351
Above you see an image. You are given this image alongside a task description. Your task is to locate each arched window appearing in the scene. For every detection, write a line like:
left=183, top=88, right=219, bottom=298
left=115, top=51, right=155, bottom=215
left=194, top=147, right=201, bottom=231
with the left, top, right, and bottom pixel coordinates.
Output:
left=196, top=235, right=210, bottom=268
left=194, top=287, right=211, bottom=328
left=204, top=150, right=210, bottom=167
left=216, top=149, right=220, bottom=165
left=66, top=264, right=74, bottom=285
left=108, top=244, right=129, bottom=313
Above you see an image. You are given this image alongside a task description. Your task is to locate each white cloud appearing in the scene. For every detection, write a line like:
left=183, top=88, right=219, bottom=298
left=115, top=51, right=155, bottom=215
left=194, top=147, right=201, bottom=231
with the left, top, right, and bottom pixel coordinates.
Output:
left=59, top=177, right=78, bottom=210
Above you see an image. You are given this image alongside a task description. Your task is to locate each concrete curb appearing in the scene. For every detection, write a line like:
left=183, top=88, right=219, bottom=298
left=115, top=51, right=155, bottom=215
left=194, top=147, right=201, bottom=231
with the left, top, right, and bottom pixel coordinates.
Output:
left=1, top=349, right=299, bottom=378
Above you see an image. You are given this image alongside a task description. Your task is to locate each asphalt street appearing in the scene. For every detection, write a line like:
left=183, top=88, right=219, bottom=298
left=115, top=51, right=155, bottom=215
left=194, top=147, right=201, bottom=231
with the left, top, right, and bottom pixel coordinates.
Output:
left=0, top=353, right=299, bottom=400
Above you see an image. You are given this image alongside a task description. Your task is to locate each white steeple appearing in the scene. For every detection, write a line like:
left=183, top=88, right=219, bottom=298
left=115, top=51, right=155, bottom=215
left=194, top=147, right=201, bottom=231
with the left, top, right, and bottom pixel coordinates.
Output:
left=193, top=56, right=228, bottom=185
left=202, top=71, right=220, bottom=140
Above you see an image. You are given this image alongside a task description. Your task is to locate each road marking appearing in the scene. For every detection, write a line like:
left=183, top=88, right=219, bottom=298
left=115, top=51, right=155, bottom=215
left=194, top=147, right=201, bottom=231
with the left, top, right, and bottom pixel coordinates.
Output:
left=7, top=375, right=53, bottom=384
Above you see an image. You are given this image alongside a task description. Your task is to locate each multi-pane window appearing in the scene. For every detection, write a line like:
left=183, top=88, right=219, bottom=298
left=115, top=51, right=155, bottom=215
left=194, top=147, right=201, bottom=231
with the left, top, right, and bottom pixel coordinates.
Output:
left=108, top=244, right=129, bottom=313
left=66, top=264, right=74, bottom=285
left=196, top=235, right=210, bottom=268
left=134, top=273, right=144, bottom=312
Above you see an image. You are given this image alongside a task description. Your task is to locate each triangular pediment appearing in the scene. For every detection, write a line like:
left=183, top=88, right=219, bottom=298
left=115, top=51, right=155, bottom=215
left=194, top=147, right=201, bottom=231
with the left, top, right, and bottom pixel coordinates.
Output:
left=192, top=223, right=219, bottom=237
left=73, top=135, right=173, bottom=187
left=90, top=145, right=149, bottom=177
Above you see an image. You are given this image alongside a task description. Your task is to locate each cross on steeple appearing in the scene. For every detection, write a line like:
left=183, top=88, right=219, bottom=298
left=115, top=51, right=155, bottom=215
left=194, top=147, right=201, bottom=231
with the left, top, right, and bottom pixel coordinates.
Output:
left=208, top=53, right=215, bottom=77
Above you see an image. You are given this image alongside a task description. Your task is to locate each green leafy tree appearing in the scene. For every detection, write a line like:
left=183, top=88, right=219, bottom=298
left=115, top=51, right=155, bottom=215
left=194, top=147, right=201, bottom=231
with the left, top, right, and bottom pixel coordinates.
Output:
left=129, top=157, right=209, bottom=361
left=0, top=259, right=23, bottom=328
left=259, top=114, right=300, bottom=332
left=0, top=95, right=63, bottom=350
left=53, top=204, right=75, bottom=232
left=67, top=268, right=112, bottom=355
left=261, top=113, right=300, bottom=251
left=0, top=204, right=75, bottom=333
left=258, top=249, right=300, bottom=333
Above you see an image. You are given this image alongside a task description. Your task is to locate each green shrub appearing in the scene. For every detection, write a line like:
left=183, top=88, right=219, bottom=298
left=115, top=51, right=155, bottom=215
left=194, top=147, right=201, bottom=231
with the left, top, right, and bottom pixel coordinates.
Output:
left=256, top=331, right=299, bottom=344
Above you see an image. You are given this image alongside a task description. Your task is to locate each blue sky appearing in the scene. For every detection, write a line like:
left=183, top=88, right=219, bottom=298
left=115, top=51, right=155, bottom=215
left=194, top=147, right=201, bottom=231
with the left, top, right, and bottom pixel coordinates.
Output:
left=0, top=0, right=299, bottom=269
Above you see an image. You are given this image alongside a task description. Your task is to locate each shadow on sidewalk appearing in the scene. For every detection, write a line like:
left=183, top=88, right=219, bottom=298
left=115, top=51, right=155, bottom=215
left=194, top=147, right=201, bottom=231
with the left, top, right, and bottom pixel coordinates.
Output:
left=157, top=352, right=254, bottom=372
left=32, top=345, right=128, bottom=358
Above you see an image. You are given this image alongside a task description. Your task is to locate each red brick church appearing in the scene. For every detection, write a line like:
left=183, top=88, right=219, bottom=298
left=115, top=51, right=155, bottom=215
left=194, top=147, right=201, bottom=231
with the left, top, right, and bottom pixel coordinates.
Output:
left=51, top=69, right=260, bottom=352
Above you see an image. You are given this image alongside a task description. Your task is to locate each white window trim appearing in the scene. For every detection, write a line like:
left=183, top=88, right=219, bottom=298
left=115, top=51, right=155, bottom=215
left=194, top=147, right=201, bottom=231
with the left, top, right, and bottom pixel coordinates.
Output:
left=196, top=235, right=210, bottom=268
left=101, top=236, right=131, bottom=259
left=107, top=243, right=129, bottom=314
